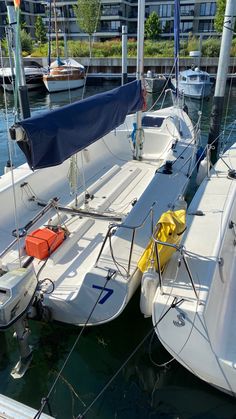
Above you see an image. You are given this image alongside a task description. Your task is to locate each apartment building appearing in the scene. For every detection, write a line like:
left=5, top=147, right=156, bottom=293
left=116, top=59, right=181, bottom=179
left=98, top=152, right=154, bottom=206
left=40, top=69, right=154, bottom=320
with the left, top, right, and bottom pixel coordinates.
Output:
left=0, top=0, right=44, bottom=39
left=0, top=0, right=217, bottom=41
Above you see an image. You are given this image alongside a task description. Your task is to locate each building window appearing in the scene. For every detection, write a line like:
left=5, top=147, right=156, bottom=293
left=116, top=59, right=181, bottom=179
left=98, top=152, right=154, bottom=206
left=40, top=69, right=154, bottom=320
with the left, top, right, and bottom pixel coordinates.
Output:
left=102, top=5, right=120, bottom=17
left=111, top=21, right=120, bottom=31
left=198, top=19, right=214, bottom=32
left=200, top=2, right=216, bottom=16
left=161, top=20, right=173, bottom=33
left=181, top=21, right=193, bottom=33
left=159, top=4, right=172, bottom=18
left=180, top=4, right=194, bottom=16
left=24, top=2, right=30, bottom=12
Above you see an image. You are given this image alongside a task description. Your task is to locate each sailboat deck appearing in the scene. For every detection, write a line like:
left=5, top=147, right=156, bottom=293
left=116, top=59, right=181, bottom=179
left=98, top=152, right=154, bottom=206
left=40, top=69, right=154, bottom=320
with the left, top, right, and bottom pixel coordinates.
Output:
left=160, top=152, right=236, bottom=304
left=1, top=158, right=159, bottom=277
left=36, top=158, right=163, bottom=292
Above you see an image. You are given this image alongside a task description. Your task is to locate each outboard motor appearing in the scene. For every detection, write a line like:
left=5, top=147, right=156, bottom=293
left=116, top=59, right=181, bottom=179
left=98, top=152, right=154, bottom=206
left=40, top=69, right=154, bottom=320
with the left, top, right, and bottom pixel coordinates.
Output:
left=0, top=266, right=38, bottom=378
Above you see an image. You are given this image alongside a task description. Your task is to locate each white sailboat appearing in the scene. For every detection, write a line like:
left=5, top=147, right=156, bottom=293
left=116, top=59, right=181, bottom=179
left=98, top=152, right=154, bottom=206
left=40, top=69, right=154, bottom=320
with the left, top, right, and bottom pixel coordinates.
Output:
left=152, top=143, right=236, bottom=396
left=43, top=0, right=85, bottom=93
left=0, top=1, right=198, bottom=378
left=43, top=57, right=85, bottom=93
left=152, top=0, right=236, bottom=397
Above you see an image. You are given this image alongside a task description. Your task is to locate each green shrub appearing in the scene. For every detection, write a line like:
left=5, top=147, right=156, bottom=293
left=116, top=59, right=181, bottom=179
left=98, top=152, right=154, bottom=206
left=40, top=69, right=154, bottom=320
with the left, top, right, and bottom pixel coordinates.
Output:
left=231, top=38, right=236, bottom=57
left=202, top=38, right=221, bottom=57
left=25, top=36, right=228, bottom=59
left=20, top=29, right=33, bottom=55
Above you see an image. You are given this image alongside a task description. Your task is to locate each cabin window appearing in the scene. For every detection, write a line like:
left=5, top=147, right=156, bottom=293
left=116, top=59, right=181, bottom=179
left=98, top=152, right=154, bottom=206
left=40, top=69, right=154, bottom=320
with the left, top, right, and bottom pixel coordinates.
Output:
left=142, top=116, right=164, bottom=128
left=199, top=75, right=208, bottom=81
left=181, top=76, right=187, bottom=81
left=188, top=75, right=198, bottom=81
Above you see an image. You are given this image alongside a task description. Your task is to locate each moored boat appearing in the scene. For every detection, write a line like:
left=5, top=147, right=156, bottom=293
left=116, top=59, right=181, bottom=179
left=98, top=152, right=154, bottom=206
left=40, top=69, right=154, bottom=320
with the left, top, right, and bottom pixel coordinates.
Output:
left=172, top=67, right=212, bottom=99
left=43, top=58, right=85, bottom=93
left=152, top=142, right=236, bottom=396
left=0, top=60, right=46, bottom=91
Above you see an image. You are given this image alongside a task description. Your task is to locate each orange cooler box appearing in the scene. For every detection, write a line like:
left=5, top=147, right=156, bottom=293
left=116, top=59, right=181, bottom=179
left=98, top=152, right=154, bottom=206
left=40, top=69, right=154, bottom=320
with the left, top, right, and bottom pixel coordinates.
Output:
left=25, top=227, right=65, bottom=260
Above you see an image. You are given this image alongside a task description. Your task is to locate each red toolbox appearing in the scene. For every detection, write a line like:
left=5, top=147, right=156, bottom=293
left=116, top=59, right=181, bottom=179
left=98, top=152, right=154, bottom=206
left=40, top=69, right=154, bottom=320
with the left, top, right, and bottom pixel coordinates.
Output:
left=25, top=227, right=65, bottom=260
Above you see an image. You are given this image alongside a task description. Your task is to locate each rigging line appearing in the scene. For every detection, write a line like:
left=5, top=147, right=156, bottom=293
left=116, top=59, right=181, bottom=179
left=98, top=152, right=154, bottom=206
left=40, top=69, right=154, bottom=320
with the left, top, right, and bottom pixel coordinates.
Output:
left=0, top=45, right=22, bottom=267
left=148, top=330, right=175, bottom=368
left=101, top=136, right=130, bottom=162
left=76, top=297, right=182, bottom=419
left=221, top=120, right=236, bottom=155
left=222, top=55, right=236, bottom=148
left=81, top=0, right=102, bottom=100
left=33, top=275, right=112, bottom=419
left=0, top=40, right=11, bottom=163
left=5, top=26, right=18, bottom=121
left=147, top=58, right=177, bottom=112
left=108, top=233, right=128, bottom=278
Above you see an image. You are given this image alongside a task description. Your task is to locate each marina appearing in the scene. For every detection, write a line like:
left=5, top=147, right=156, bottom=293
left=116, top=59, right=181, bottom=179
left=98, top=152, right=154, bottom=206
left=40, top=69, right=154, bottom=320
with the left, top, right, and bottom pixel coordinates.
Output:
left=0, top=0, right=236, bottom=417
left=0, top=80, right=236, bottom=419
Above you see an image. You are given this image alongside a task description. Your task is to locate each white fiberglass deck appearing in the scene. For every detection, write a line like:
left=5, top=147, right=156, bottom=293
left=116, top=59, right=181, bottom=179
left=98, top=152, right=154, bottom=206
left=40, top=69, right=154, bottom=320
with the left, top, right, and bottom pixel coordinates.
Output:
left=0, top=106, right=196, bottom=326
left=153, top=143, right=236, bottom=396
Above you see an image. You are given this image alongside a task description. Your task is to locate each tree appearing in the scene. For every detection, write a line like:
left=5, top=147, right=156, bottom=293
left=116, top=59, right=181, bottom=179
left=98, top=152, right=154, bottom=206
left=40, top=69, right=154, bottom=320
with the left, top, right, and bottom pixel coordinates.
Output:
left=35, top=16, right=47, bottom=44
left=20, top=29, right=33, bottom=54
left=145, top=11, right=162, bottom=41
left=214, top=0, right=226, bottom=33
left=74, top=0, right=101, bottom=57
left=214, top=0, right=236, bottom=33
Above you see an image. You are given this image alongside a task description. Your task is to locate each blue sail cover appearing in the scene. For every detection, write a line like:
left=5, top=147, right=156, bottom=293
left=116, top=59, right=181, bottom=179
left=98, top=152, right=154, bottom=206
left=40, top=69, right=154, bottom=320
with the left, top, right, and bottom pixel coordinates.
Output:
left=18, top=80, right=143, bottom=170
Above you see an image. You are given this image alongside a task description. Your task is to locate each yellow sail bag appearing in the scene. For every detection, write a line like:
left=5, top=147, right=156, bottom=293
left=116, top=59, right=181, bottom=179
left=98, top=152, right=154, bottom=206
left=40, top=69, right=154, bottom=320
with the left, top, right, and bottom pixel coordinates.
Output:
left=138, top=209, right=186, bottom=273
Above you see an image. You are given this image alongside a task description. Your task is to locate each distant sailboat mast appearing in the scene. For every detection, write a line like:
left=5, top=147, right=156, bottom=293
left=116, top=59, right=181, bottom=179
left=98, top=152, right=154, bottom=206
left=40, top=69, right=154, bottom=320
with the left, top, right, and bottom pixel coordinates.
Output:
left=47, top=0, right=52, bottom=71
left=53, top=0, right=60, bottom=64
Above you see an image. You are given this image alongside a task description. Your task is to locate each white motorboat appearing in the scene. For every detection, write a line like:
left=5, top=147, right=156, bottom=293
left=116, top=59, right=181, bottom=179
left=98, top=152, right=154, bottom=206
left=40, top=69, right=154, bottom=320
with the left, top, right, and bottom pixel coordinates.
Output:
left=0, top=60, right=46, bottom=91
left=152, top=143, right=236, bottom=396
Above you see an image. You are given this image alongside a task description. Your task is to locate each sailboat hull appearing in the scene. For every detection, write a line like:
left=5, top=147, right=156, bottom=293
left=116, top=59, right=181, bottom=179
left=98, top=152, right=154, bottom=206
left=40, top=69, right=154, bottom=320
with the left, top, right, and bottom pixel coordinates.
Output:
left=152, top=143, right=236, bottom=396
left=0, top=106, right=196, bottom=327
left=43, top=75, right=85, bottom=93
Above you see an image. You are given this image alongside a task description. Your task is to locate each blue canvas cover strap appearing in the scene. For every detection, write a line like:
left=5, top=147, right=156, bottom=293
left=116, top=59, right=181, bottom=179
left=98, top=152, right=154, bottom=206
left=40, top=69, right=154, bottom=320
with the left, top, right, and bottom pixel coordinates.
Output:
left=18, top=80, right=143, bottom=170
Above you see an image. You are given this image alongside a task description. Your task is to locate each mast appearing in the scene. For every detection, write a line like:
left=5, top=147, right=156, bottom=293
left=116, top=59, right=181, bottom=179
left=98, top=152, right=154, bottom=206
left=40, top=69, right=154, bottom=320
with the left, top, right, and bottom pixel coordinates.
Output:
left=53, top=0, right=60, bottom=62
left=208, top=0, right=236, bottom=162
left=121, top=25, right=128, bottom=85
left=47, top=0, right=52, bottom=70
left=5, top=0, right=30, bottom=118
left=174, top=0, right=180, bottom=97
left=135, top=0, right=145, bottom=160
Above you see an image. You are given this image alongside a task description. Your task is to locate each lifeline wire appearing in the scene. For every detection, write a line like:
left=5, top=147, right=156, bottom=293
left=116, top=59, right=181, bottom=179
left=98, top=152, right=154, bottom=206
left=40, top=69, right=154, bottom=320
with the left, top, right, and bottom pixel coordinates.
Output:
left=76, top=297, right=183, bottom=419
left=33, top=274, right=114, bottom=419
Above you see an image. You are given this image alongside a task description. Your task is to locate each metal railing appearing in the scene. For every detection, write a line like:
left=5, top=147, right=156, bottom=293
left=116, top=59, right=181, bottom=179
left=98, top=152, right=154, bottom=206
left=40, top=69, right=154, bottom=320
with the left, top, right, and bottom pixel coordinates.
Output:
left=95, top=202, right=157, bottom=277
left=152, top=234, right=199, bottom=301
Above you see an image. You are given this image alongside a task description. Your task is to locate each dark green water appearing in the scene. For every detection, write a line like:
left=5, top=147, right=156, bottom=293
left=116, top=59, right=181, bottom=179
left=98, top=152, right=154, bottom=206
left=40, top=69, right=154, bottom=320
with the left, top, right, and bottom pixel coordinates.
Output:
left=0, top=83, right=236, bottom=418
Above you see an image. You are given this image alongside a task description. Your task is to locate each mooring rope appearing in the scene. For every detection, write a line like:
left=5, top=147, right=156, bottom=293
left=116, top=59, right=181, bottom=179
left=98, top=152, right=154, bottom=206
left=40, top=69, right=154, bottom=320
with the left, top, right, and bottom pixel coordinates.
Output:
left=76, top=297, right=183, bottom=419
left=33, top=273, right=114, bottom=419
